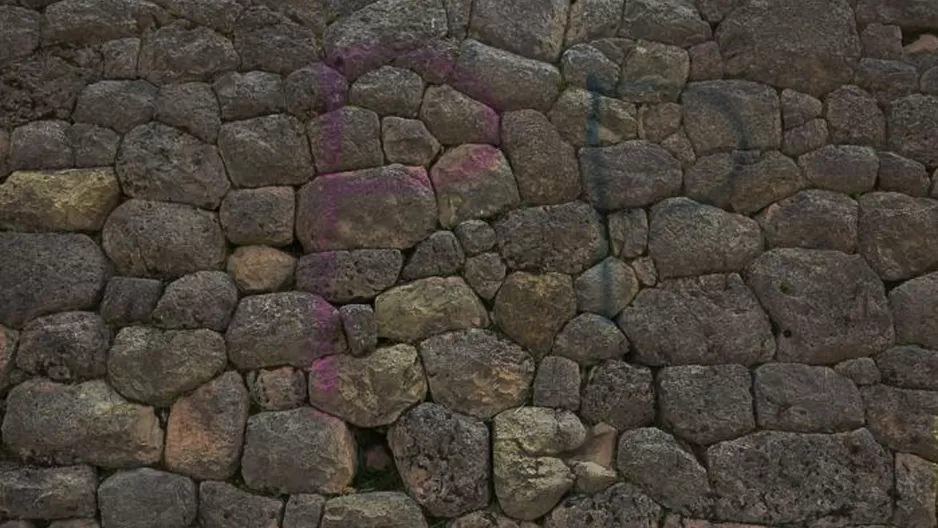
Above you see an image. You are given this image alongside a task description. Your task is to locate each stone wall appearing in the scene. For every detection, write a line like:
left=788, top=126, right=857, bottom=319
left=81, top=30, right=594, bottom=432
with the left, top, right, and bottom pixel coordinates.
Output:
left=1, top=0, right=938, bottom=526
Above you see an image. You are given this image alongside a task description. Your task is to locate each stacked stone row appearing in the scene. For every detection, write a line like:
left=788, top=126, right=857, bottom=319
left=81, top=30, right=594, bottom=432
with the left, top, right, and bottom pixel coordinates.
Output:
left=1, top=0, right=938, bottom=526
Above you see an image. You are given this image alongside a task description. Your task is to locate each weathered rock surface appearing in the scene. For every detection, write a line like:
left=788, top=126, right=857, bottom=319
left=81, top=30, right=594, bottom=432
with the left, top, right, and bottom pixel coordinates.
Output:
left=420, top=85, right=499, bottom=146
left=0, top=465, right=97, bottom=521
left=0, top=169, right=120, bottom=232
left=501, top=110, right=580, bottom=205
left=246, top=367, right=307, bottom=411
left=320, top=493, right=428, bottom=528
left=227, top=246, right=296, bottom=294
left=890, top=271, right=938, bottom=350
left=469, top=0, right=568, bottom=62
left=218, top=115, right=313, bottom=188
left=888, top=94, right=938, bottom=167
left=658, top=364, right=755, bottom=445
left=574, top=257, right=639, bottom=318
left=381, top=117, right=441, bottom=166
left=862, top=384, right=938, bottom=461
left=579, top=140, right=682, bottom=211
left=754, top=363, right=864, bottom=433
left=198, top=481, right=283, bottom=528
left=307, top=106, right=383, bottom=174
left=554, top=313, right=629, bottom=365
left=100, top=277, right=162, bottom=326
left=296, top=249, right=402, bottom=303
left=799, top=144, right=879, bottom=195
left=402, top=231, right=464, bottom=280
left=756, top=190, right=859, bottom=253
left=150, top=271, right=237, bottom=332
left=551, top=88, right=637, bottom=147
left=351, top=66, right=424, bottom=118
left=233, top=6, right=321, bottom=74
left=220, top=187, right=295, bottom=247
left=138, top=21, right=238, bottom=84
left=581, top=360, right=655, bottom=430
left=545, top=483, right=662, bottom=527
left=858, top=192, right=938, bottom=281
left=376, top=277, right=488, bottom=342
left=16, top=312, right=108, bottom=382
left=452, top=40, right=561, bottom=112
left=876, top=346, right=938, bottom=390
left=494, top=272, right=576, bottom=357
left=682, top=80, right=781, bottom=155
left=684, top=150, right=805, bottom=214
left=431, top=144, right=520, bottom=228
left=155, top=82, right=221, bottom=142
left=98, top=469, right=196, bottom=528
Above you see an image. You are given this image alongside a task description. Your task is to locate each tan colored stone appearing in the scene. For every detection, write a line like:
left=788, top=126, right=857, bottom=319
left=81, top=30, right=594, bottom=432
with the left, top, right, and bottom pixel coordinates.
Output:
left=375, top=277, right=488, bottom=342
left=0, top=168, right=120, bottom=231
left=567, top=422, right=618, bottom=468
left=227, top=245, right=296, bottom=293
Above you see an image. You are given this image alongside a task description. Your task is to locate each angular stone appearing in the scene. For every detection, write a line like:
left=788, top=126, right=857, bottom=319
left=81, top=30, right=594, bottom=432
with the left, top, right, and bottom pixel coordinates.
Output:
left=308, top=108, right=384, bottom=176
left=420, top=329, right=534, bottom=419
left=859, top=192, right=938, bottom=281
left=494, top=272, right=576, bottom=357
left=781, top=89, right=823, bottom=129
left=138, top=20, right=237, bottom=84
left=608, top=209, right=647, bottom=259
left=101, top=37, right=141, bottom=79
left=284, top=64, right=348, bottom=121
left=431, top=144, right=520, bottom=228
left=0, top=325, right=17, bottom=393
left=16, top=312, right=108, bottom=382
left=296, top=250, right=401, bottom=303
left=228, top=246, right=296, bottom=294
left=450, top=511, right=523, bottom=528
left=658, top=365, right=754, bottom=445
left=226, top=292, right=346, bottom=369
left=617, top=40, right=688, bottom=103
left=0, top=168, right=120, bottom=232
left=103, top=200, right=227, bottom=278
left=220, top=187, right=294, bottom=246
left=388, top=403, right=491, bottom=517
left=242, top=408, right=356, bottom=494
left=151, top=271, right=237, bottom=332
left=756, top=189, right=858, bottom=253
left=716, top=0, right=860, bottom=96
left=637, top=103, right=682, bottom=143
left=339, top=304, right=377, bottom=356
left=747, top=249, right=894, bottom=364
left=0, top=6, right=39, bottom=68
left=861, top=23, right=903, bottom=59
left=42, top=0, right=165, bottom=46
left=402, top=231, right=465, bottom=280
left=891, top=272, right=938, bottom=350
left=0, top=465, right=96, bottom=521
left=455, top=220, right=496, bottom=255
left=781, top=118, right=829, bottom=157
left=888, top=95, right=938, bottom=167
left=155, top=82, right=221, bottom=142
left=708, top=429, right=892, bottom=524
left=688, top=41, right=723, bottom=81
left=117, top=123, right=229, bottom=209
left=323, top=0, right=447, bottom=80
left=546, top=483, right=662, bottom=527
left=233, top=7, right=321, bottom=74
left=855, top=58, right=919, bottom=103
left=617, top=428, right=711, bottom=515
left=100, top=277, right=162, bottom=326
left=320, top=493, right=428, bottom=528
left=99, top=469, right=196, bottom=528
left=834, top=357, right=882, bottom=387
left=376, top=277, right=488, bottom=342
left=825, top=85, right=886, bottom=147
left=392, top=38, right=460, bottom=84
left=618, top=273, right=774, bottom=366
left=620, top=0, right=710, bottom=47
left=574, top=257, right=638, bottom=318
left=550, top=88, right=638, bottom=147
left=685, top=150, right=805, bottom=215
left=350, top=66, right=423, bottom=117
left=246, top=367, right=307, bottom=411
left=452, top=39, right=561, bottom=112
left=553, top=313, right=629, bottom=366
left=309, top=345, right=426, bottom=427
left=754, top=363, right=863, bottom=433
left=581, top=360, right=654, bottom=430
left=212, top=71, right=284, bottom=120
left=198, top=481, right=282, bottom=528
left=73, top=80, right=156, bottom=133
left=10, top=120, right=73, bottom=171
left=495, top=202, right=607, bottom=274
left=463, top=252, right=506, bottom=300
left=420, top=85, right=499, bottom=146
left=564, top=0, right=624, bottom=45
left=151, top=0, right=243, bottom=32
left=69, top=124, right=120, bottom=168
left=469, top=0, right=567, bottom=62
left=533, top=356, right=581, bottom=411
left=296, top=165, right=437, bottom=251
left=876, top=346, right=938, bottom=391
left=283, top=495, right=325, bottom=528
left=856, top=0, right=938, bottom=30
left=864, top=384, right=938, bottom=462
left=648, top=198, right=763, bottom=279
left=381, top=117, right=441, bottom=166
left=0, top=233, right=110, bottom=329
left=560, top=44, right=620, bottom=95
left=47, top=520, right=100, bottom=528
left=219, top=114, right=313, bottom=188
left=2, top=379, right=162, bottom=467
left=682, top=80, right=781, bottom=155
left=879, top=152, right=930, bottom=197
left=895, top=453, right=938, bottom=527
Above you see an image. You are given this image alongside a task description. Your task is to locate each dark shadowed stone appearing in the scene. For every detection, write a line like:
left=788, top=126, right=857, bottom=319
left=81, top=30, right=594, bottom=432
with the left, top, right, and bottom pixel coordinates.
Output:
left=747, top=249, right=894, bottom=364
left=226, top=292, right=346, bottom=369
left=756, top=189, right=859, bottom=253
left=658, top=365, right=754, bottom=445
left=220, top=187, right=295, bottom=247
left=376, top=277, right=488, bottom=343
left=648, top=198, right=763, bottom=279
left=42, top=0, right=166, bottom=46
left=17, top=312, right=108, bottom=382
left=581, top=360, right=654, bottom=430
left=99, top=469, right=196, bottom=528
left=856, top=0, right=938, bottom=31
left=877, top=346, right=938, bottom=390
left=684, top=150, right=806, bottom=214
left=835, top=357, right=882, bottom=386
left=574, top=257, right=639, bottom=318
left=688, top=41, right=723, bottom=81
left=708, top=429, right=892, bottom=524
left=617, top=41, right=688, bottom=104
left=579, top=140, right=680, bottom=211
left=0, top=233, right=110, bottom=329
left=284, top=64, right=348, bottom=121
left=608, top=209, right=647, bottom=259
left=682, top=80, right=781, bottom=155
left=2, top=379, right=162, bottom=467
left=895, top=453, right=938, bottom=527
left=296, top=165, right=437, bottom=252
left=103, top=200, right=227, bottom=278
left=233, top=6, right=320, bottom=74
left=452, top=40, right=562, bottom=112
left=307, top=106, right=383, bottom=173
left=494, top=202, right=607, bottom=275
left=388, top=403, right=491, bottom=517
left=0, top=6, right=39, bottom=68
left=138, top=21, right=238, bottom=84
left=381, top=117, right=441, bottom=166
left=0, top=465, right=96, bottom=521
left=450, top=511, right=523, bottom=528
left=213, top=71, right=284, bottom=121
left=73, top=80, right=157, bottom=133
left=320, top=493, right=428, bottom=528
left=799, top=145, right=879, bottom=196
left=891, top=272, right=938, bottom=349
left=716, top=0, right=860, bottom=96
left=309, top=345, right=426, bottom=427
left=494, top=272, right=576, bottom=357
left=69, top=124, right=120, bottom=168
left=47, top=520, right=101, bottom=528
left=0, top=326, right=17, bottom=393
left=560, top=44, right=620, bottom=95
left=155, top=82, right=221, bottom=143
left=9, top=120, right=73, bottom=171
left=545, top=483, right=662, bottom=527
left=340, top=304, right=377, bottom=356
left=323, top=0, right=448, bottom=80
left=564, top=0, right=624, bottom=46
left=825, top=85, right=885, bottom=147
left=462, top=252, right=506, bottom=300
left=617, top=428, right=711, bottom=516
left=100, top=277, right=162, bottom=326
left=859, top=192, right=938, bottom=281
left=855, top=58, right=919, bottom=103
left=431, top=144, right=520, bottom=228
left=420, top=329, right=535, bottom=419
left=242, top=408, right=356, bottom=494
left=782, top=118, right=828, bottom=157
left=888, top=95, right=938, bottom=167
left=469, top=0, right=568, bottom=62
left=618, top=273, right=774, bottom=366
left=619, top=0, right=710, bottom=47
left=101, top=37, right=141, bottom=79
left=198, top=481, right=282, bottom=528
left=879, top=152, right=930, bottom=197
left=219, top=114, right=314, bottom=188
left=553, top=313, right=629, bottom=366
left=533, top=356, right=581, bottom=411
left=863, top=384, right=938, bottom=462
left=107, top=326, right=226, bottom=406
left=246, top=367, right=307, bottom=411
left=283, top=494, right=325, bottom=528
left=0, top=167, right=118, bottom=230
left=455, top=220, right=496, bottom=255
left=860, top=23, right=903, bottom=59
left=754, top=363, right=864, bottom=433
left=420, top=85, right=499, bottom=146
left=117, top=123, right=229, bottom=209
left=151, top=0, right=243, bottom=32
left=402, top=231, right=465, bottom=280
left=350, top=66, right=424, bottom=117
left=151, top=271, right=237, bottom=332
left=166, top=372, right=248, bottom=480
left=296, top=250, right=402, bottom=303
left=550, top=88, right=638, bottom=147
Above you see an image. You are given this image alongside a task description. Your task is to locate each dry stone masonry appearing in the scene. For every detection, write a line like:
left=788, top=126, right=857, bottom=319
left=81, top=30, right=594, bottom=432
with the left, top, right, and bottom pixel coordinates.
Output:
left=1, top=0, right=938, bottom=526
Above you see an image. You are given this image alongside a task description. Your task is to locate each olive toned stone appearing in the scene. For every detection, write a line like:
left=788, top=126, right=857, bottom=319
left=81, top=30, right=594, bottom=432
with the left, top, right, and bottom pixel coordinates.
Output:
left=0, top=169, right=120, bottom=232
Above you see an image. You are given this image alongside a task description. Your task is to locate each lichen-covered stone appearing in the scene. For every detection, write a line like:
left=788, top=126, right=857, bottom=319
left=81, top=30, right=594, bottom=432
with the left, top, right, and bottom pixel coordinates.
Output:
left=754, top=363, right=864, bottom=433
left=581, top=360, right=655, bottom=430
left=296, top=249, right=402, bottom=303
left=284, top=64, right=348, bottom=120
left=16, top=312, right=108, bottom=382
left=0, top=168, right=120, bottom=232
left=682, top=80, right=781, bottom=155
left=608, top=209, right=647, bottom=259
left=69, top=124, right=119, bottom=168
left=553, top=313, right=629, bottom=366
left=580, top=138, right=682, bottom=211
left=219, top=115, right=314, bottom=188
left=494, top=272, right=576, bottom=357
left=564, top=0, right=624, bottom=45
left=858, top=192, right=938, bottom=281
left=0, top=465, right=96, bottom=521
left=98, top=469, right=196, bottom=528
left=452, top=39, right=561, bottom=112
left=420, top=85, right=499, bottom=145
left=42, top=0, right=166, bottom=47
left=9, top=120, right=73, bottom=171
left=73, top=80, right=157, bottom=133
left=101, top=37, right=140, bottom=79
left=307, top=106, right=383, bottom=174
left=619, top=0, right=710, bottom=47
left=376, top=277, right=488, bottom=343
left=895, top=453, right=938, bottom=527
left=560, top=44, right=620, bottom=95
left=684, top=150, right=805, bottom=214
left=228, top=246, right=296, bottom=294
left=658, top=364, right=755, bottom=445
left=350, top=66, right=423, bottom=117
left=879, top=151, right=930, bottom=197
left=246, top=367, right=307, bottom=411
left=320, top=493, right=428, bottom=528
left=431, top=144, right=519, bottom=228
left=138, top=20, right=237, bottom=84
left=198, top=481, right=282, bottom=528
